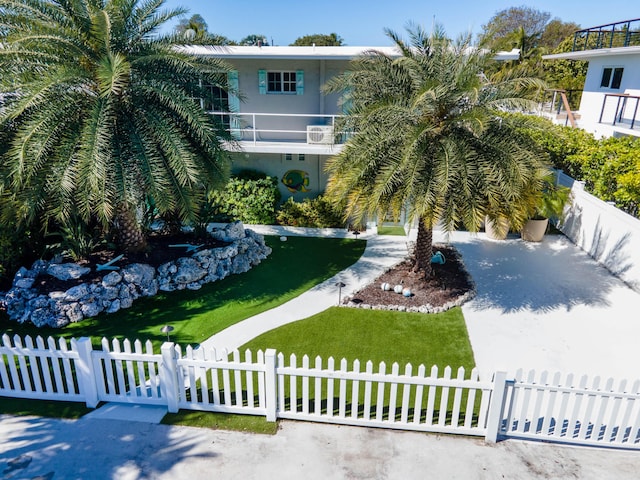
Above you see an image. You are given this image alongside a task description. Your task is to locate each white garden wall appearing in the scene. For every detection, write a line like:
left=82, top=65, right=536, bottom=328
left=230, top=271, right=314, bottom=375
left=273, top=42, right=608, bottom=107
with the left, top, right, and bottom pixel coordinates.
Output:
left=557, top=171, right=640, bottom=292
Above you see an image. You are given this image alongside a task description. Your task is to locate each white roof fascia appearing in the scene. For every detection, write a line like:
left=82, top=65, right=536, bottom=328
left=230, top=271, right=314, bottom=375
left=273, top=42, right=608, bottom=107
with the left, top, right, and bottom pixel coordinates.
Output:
left=543, top=45, right=640, bottom=61
left=178, top=45, right=520, bottom=61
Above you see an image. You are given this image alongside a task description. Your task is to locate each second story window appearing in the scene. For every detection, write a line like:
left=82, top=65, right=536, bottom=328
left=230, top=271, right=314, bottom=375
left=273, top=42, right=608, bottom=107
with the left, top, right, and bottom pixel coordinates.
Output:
left=259, top=69, right=304, bottom=95
left=268, top=71, right=297, bottom=93
left=600, top=67, right=624, bottom=89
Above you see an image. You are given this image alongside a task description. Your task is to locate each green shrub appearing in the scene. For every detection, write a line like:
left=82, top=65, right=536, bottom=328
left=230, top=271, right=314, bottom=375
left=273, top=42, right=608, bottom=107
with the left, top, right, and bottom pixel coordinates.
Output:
left=513, top=114, right=640, bottom=218
left=276, top=195, right=345, bottom=228
left=205, top=173, right=281, bottom=225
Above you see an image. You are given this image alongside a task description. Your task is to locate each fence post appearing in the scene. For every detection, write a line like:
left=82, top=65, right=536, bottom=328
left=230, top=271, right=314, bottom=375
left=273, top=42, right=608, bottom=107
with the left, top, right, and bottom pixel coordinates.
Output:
left=264, top=349, right=277, bottom=422
left=160, top=342, right=180, bottom=413
left=485, top=371, right=509, bottom=444
left=74, top=337, right=99, bottom=408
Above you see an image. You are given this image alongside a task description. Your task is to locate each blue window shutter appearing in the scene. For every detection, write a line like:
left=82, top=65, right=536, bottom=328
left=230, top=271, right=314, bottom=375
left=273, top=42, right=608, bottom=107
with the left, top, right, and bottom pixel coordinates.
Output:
left=258, top=69, right=267, bottom=94
left=227, top=71, right=241, bottom=139
left=296, top=70, right=304, bottom=95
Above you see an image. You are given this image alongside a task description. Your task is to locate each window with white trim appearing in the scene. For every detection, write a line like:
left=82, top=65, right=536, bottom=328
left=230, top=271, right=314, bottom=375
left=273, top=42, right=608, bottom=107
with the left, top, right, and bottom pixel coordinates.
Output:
left=268, top=71, right=297, bottom=93
left=600, top=67, right=624, bottom=89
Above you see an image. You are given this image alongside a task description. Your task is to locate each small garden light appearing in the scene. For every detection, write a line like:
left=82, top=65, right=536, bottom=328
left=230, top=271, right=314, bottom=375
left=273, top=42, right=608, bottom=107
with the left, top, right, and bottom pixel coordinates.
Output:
left=335, top=281, right=346, bottom=305
left=161, top=325, right=174, bottom=342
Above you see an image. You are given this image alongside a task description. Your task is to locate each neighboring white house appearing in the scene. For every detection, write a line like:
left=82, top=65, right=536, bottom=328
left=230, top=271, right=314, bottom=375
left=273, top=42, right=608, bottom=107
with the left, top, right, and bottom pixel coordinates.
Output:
left=182, top=45, right=519, bottom=201
left=543, top=18, right=640, bottom=139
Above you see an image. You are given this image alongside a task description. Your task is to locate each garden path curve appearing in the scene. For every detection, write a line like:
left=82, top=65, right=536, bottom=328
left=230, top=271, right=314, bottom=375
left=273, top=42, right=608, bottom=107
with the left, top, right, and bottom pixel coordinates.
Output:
left=199, top=226, right=410, bottom=355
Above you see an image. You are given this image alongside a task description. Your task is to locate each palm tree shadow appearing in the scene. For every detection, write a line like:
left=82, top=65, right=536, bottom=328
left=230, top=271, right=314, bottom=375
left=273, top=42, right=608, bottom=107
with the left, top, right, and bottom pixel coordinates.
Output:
left=454, top=234, right=627, bottom=313
left=0, top=415, right=217, bottom=478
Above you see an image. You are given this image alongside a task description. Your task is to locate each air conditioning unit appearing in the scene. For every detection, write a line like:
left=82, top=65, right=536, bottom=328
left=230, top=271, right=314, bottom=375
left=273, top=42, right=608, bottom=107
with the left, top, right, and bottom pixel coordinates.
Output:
left=306, top=125, right=334, bottom=144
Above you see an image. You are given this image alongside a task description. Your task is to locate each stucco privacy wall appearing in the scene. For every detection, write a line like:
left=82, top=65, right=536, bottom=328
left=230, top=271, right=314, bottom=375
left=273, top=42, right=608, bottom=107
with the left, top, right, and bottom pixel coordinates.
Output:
left=557, top=171, right=640, bottom=292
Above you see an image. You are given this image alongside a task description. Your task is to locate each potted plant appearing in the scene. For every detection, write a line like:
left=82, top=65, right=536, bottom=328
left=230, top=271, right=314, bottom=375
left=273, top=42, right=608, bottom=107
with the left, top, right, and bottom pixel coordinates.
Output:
left=521, top=174, right=572, bottom=242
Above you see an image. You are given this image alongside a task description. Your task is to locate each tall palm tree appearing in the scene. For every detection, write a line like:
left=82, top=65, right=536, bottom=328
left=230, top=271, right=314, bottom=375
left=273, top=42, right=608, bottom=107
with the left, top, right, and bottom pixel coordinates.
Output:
left=0, top=0, right=233, bottom=252
left=323, top=25, right=549, bottom=276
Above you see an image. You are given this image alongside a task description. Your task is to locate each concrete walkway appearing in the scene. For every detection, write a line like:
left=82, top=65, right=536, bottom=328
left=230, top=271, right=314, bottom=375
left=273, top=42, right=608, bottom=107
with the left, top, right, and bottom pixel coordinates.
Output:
left=200, top=226, right=410, bottom=353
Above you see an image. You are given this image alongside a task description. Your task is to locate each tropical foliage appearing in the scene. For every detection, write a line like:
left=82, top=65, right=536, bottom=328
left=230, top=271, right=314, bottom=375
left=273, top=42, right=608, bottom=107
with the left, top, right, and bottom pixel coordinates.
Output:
left=276, top=195, right=345, bottom=228
left=205, top=171, right=281, bottom=225
left=323, top=25, right=549, bottom=275
left=0, top=0, right=233, bottom=252
left=290, top=33, right=344, bottom=46
left=517, top=115, right=640, bottom=219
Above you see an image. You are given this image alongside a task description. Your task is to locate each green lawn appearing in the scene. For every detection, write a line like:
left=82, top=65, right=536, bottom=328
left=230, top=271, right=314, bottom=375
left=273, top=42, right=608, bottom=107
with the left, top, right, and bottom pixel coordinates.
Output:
left=0, top=236, right=366, bottom=348
left=241, top=306, right=475, bottom=370
left=376, top=225, right=407, bottom=236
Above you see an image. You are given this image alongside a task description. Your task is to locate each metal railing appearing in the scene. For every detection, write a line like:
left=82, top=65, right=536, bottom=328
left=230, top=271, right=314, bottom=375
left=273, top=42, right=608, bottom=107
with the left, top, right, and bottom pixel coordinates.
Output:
left=572, top=18, right=640, bottom=52
left=598, top=92, right=640, bottom=130
left=538, top=89, right=582, bottom=126
left=207, top=111, right=347, bottom=145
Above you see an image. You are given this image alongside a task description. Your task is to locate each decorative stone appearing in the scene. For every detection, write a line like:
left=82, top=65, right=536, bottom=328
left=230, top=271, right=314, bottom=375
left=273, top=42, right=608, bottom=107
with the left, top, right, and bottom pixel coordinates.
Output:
left=280, top=236, right=287, bottom=241
left=65, top=303, right=83, bottom=323
left=102, top=271, right=123, bottom=287
left=47, top=263, right=91, bottom=281
left=1, top=224, right=272, bottom=328
left=402, top=288, right=412, bottom=297
left=394, top=285, right=403, bottom=294
left=64, top=284, right=90, bottom=302
left=381, top=282, right=391, bottom=291
left=122, top=263, right=155, bottom=286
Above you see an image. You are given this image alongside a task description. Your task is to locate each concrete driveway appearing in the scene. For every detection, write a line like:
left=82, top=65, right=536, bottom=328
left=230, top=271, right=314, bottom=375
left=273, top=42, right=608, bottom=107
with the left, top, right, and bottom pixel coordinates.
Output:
left=445, top=231, right=640, bottom=380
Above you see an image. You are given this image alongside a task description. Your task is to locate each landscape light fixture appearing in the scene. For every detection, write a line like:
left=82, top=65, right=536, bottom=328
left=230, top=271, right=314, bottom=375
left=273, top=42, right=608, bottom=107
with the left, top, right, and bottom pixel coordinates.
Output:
left=335, top=281, right=346, bottom=305
left=352, top=230, right=360, bottom=240
left=161, top=325, right=174, bottom=342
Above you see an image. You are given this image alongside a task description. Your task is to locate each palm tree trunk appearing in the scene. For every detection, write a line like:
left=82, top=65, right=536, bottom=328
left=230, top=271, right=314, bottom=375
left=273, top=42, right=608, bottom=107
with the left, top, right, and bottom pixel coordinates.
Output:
left=116, top=206, right=147, bottom=253
left=412, top=216, right=433, bottom=277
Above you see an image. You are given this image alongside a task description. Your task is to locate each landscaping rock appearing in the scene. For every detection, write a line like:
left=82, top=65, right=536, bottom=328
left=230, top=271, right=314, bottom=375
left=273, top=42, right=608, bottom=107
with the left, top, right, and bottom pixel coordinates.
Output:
left=1, top=222, right=271, bottom=328
left=47, top=263, right=91, bottom=281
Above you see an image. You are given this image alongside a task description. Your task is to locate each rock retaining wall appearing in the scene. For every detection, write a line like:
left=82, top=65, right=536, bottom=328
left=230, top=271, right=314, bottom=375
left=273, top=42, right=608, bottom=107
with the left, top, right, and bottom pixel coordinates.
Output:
left=1, top=222, right=271, bottom=328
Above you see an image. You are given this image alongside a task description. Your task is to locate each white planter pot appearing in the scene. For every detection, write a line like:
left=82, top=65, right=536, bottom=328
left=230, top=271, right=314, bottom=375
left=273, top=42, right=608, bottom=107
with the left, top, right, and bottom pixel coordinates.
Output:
left=484, top=216, right=510, bottom=240
left=521, top=218, right=549, bottom=242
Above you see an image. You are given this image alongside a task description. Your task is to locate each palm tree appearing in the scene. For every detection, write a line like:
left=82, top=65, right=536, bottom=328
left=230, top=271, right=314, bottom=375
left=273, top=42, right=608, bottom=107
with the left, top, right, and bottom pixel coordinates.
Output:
left=323, top=25, right=548, bottom=276
left=0, top=0, right=234, bottom=252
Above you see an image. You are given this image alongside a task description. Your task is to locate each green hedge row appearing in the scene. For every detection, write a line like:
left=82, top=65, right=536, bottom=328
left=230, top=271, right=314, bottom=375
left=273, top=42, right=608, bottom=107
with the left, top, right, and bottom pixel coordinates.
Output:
left=517, top=115, right=640, bottom=218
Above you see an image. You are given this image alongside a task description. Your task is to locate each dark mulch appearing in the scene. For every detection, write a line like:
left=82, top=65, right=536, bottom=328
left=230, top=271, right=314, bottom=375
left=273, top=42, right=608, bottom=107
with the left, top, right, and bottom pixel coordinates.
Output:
left=345, top=245, right=474, bottom=308
left=32, top=232, right=229, bottom=295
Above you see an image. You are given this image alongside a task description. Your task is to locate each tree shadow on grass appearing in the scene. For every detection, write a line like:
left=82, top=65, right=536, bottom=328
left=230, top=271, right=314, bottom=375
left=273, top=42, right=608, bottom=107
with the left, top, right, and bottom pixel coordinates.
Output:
left=0, top=236, right=366, bottom=348
left=454, top=234, right=627, bottom=314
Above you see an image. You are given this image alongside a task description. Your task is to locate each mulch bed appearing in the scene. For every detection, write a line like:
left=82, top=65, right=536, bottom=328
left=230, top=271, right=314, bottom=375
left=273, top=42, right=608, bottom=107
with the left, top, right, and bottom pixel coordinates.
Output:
left=345, top=245, right=474, bottom=308
left=32, top=232, right=229, bottom=295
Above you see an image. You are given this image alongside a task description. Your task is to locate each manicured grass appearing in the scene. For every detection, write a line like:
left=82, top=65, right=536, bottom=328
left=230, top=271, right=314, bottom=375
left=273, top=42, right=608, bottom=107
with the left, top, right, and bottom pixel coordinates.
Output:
left=376, top=225, right=407, bottom=236
left=0, top=236, right=366, bottom=348
left=241, top=306, right=475, bottom=370
left=0, top=396, right=92, bottom=418
left=161, top=410, right=278, bottom=434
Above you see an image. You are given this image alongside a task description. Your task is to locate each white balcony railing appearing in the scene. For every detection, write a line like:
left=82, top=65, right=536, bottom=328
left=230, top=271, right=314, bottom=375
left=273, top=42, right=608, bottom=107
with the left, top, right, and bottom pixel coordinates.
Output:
left=207, top=112, right=349, bottom=145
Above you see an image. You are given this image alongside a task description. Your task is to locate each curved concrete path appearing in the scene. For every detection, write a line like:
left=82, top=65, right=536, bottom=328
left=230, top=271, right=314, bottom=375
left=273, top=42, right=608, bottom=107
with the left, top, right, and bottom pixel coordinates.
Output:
left=200, top=226, right=410, bottom=354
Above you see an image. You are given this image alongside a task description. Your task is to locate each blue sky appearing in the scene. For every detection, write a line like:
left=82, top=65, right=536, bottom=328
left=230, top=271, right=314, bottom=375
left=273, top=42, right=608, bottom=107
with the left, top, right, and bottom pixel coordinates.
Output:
left=160, top=0, right=639, bottom=46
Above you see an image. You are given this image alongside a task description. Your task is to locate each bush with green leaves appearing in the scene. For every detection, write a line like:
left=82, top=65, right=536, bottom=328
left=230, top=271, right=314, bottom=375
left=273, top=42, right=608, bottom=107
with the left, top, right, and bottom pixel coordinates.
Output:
left=514, top=114, right=640, bottom=218
left=276, top=196, right=345, bottom=228
left=205, top=171, right=281, bottom=225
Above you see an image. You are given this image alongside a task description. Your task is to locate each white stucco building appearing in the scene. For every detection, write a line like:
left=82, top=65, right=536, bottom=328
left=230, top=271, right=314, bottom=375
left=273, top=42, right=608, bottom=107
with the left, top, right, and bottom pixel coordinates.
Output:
left=543, top=18, right=640, bottom=139
left=181, top=45, right=519, bottom=200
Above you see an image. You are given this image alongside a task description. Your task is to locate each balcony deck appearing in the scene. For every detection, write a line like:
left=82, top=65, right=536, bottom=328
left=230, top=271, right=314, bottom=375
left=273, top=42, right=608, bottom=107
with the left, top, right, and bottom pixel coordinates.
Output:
left=211, top=112, right=347, bottom=155
left=572, top=18, right=640, bottom=52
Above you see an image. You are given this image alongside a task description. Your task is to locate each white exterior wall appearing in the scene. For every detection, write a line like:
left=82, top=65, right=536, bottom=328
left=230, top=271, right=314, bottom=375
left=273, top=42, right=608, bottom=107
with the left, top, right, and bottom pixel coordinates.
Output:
left=558, top=173, right=640, bottom=292
left=578, top=53, right=640, bottom=137
left=228, top=58, right=345, bottom=140
left=231, top=152, right=329, bottom=201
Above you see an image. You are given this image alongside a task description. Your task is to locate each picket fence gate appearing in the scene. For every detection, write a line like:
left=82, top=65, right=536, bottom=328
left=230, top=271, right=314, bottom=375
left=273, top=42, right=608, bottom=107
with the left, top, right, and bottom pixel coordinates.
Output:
left=1, top=334, right=640, bottom=450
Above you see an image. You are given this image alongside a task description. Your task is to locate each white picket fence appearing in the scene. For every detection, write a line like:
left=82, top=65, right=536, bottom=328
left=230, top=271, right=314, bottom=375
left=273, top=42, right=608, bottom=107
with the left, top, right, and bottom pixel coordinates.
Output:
left=1, top=334, right=640, bottom=450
